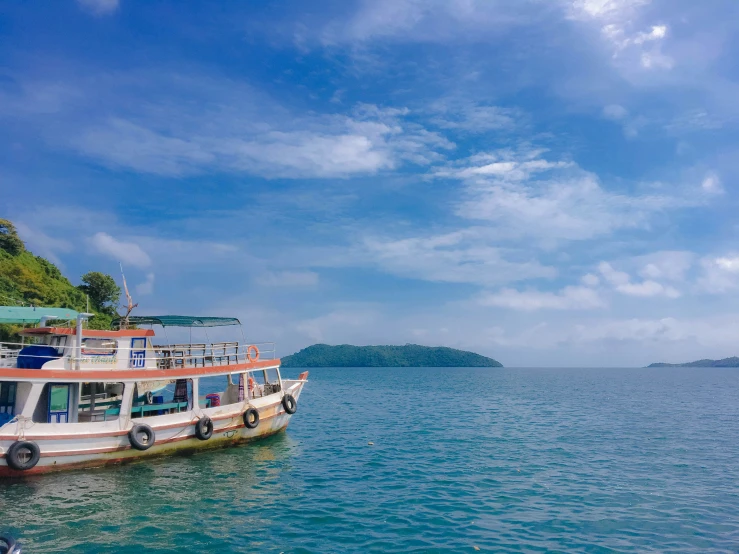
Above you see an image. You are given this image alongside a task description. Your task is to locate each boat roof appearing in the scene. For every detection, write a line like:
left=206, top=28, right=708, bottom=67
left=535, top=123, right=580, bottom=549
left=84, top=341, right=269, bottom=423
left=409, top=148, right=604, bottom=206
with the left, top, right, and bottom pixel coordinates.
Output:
left=111, top=315, right=241, bottom=328
left=0, top=306, right=80, bottom=324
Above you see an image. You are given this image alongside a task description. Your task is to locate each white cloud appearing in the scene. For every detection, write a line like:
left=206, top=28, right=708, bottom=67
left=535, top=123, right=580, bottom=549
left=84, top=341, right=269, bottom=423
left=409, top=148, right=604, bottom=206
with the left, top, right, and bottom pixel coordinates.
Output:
left=569, top=0, right=649, bottom=19
left=479, top=285, right=605, bottom=311
left=429, top=100, right=522, bottom=133
left=89, top=232, right=151, bottom=268
left=581, top=273, right=600, bottom=287
left=320, top=0, right=536, bottom=45
left=616, top=280, right=680, bottom=298
left=701, top=172, right=723, bottom=195
left=598, top=261, right=680, bottom=297
left=636, top=251, right=694, bottom=281
left=256, top=271, right=319, bottom=287
left=77, top=0, right=119, bottom=16
left=697, top=255, right=739, bottom=293
left=70, top=104, right=452, bottom=178
left=598, top=261, right=630, bottom=286
left=439, top=148, right=688, bottom=243
left=136, top=273, right=155, bottom=295
left=362, top=230, right=556, bottom=286
left=603, top=104, right=628, bottom=120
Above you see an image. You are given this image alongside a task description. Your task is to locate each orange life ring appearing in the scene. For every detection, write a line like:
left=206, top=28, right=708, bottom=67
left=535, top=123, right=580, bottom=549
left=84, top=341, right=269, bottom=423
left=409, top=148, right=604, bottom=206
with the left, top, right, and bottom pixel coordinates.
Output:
left=247, top=345, right=260, bottom=362
left=248, top=376, right=255, bottom=391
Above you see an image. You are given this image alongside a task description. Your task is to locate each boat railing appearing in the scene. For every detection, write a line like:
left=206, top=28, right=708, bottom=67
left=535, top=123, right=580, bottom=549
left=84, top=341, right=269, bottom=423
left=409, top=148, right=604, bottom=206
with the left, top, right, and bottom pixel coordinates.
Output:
left=0, top=340, right=277, bottom=370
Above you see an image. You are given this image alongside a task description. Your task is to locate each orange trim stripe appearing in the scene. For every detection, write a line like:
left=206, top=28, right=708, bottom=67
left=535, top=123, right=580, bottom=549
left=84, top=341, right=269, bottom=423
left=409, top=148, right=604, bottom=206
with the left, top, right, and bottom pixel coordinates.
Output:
left=22, top=327, right=155, bottom=337
left=0, top=358, right=280, bottom=381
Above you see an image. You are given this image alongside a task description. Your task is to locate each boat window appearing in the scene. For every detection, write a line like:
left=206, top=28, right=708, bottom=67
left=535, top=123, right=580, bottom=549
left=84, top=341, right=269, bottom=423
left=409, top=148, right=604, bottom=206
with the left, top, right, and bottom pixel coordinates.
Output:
left=49, top=335, right=68, bottom=355
left=199, top=373, right=252, bottom=407
left=78, top=382, right=125, bottom=423
left=81, top=338, right=117, bottom=356
left=0, top=382, right=17, bottom=427
left=131, top=379, right=192, bottom=419
left=264, top=368, right=282, bottom=395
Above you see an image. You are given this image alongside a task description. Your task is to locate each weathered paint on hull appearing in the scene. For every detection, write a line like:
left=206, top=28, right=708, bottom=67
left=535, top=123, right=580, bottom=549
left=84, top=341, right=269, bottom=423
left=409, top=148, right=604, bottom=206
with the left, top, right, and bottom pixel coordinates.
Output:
left=0, top=417, right=290, bottom=477
left=0, top=380, right=305, bottom=477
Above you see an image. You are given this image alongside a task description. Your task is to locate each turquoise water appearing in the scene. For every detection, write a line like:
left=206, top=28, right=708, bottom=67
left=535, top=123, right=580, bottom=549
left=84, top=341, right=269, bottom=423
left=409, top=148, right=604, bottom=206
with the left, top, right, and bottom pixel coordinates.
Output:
left=2, top=367, right=739, bottom=553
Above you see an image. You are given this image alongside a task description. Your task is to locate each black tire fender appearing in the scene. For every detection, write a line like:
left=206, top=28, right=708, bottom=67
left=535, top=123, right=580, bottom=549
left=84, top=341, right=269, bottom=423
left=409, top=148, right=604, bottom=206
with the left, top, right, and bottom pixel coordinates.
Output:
left=129, top=423, right=155, bottom=451
left=282, top=393, right=297, bottom=415
left=195, top=417, right=213, bottom=441
left=243, top=407, right=259, bottom=429
left=5, top=440, right=40, bottom=471
left=0, top=533, right=21, bottom=554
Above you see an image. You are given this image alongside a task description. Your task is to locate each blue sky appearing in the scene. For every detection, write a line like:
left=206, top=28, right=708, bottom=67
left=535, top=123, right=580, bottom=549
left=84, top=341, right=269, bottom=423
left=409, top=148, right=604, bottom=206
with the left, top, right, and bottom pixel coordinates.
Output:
left=1, top=0, right=738, bottom=366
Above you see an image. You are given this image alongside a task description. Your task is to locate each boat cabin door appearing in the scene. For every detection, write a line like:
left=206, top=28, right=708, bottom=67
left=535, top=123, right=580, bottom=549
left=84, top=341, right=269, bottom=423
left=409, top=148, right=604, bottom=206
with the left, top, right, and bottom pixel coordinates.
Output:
left=48, top=383, right=71, bottom=423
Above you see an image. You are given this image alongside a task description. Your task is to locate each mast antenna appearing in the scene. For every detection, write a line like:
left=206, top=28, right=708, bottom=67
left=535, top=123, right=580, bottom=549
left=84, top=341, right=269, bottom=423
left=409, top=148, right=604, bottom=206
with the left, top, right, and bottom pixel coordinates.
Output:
left=119, top=262, right=138, bottom=329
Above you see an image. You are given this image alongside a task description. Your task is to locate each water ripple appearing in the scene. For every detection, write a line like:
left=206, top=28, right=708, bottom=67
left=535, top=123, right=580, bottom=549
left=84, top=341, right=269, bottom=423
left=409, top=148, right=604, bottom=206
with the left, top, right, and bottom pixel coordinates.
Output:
left=2, top=367, right=739, bottom=552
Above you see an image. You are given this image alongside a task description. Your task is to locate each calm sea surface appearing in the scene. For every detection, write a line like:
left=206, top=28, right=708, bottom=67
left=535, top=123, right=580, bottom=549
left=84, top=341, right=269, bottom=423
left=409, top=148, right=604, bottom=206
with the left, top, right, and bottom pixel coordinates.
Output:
left=2, top=367, right=739, bottom=553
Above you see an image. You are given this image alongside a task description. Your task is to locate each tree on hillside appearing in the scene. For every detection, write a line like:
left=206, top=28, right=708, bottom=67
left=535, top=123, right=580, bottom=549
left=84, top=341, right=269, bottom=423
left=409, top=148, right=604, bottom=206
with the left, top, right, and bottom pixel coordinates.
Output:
left=78, top=272, right=121, bottom=315
left=0, top=219, right=25, bottom=256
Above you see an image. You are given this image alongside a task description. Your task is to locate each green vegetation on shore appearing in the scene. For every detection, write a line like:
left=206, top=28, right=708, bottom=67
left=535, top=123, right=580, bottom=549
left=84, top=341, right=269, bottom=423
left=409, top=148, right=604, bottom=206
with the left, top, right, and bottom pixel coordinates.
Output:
left=648, top=357, right=739, bottom=368
left=281, top=343, right=503, bottom=368
left=0, top=218, right=121, bottom=340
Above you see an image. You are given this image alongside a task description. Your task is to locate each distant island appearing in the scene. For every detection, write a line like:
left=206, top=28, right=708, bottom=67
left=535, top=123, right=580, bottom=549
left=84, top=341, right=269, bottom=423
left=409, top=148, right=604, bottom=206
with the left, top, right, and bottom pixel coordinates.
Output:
left=648, top=357, right=739, bottom=368
left=280, top=344, right=503, bottom=368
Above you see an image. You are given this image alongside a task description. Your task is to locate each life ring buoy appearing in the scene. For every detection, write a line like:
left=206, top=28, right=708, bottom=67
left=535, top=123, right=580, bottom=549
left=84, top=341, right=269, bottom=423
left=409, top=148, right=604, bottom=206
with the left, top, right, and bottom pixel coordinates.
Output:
left=248, top=376, right=255, bottom=391
left=243, top=407, right=259, bottom=429
left=129, top=424, right=155, bottom=451
left=195, top=417, right=213, bottom=441
left=5, top=440, right=40, bottom=471
left=282, top=394, right=297, bottom=415
left=246, top=345, right=260, bottom=362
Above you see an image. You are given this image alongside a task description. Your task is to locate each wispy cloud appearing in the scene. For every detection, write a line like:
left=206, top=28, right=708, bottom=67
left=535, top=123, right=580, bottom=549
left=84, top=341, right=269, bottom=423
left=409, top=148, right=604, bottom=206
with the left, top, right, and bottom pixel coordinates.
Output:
left=136, top=273, right=155, bottom=295
left=362, top=230, right=556, bottom=286
left=256, top=271, right=319, bottom=287
left=437, top=148, right=695, bottom=243
left=598, top=261, right=681, bottom=298
left=479, top=285, right=605, bottom=311
left=77, top=0, right=119, bottom=16
left=89, top=232, right=151, bottom=268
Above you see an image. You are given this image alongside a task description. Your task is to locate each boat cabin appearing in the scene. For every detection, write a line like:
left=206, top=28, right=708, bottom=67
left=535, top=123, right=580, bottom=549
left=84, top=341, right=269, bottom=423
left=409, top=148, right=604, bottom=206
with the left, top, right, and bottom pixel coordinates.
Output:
left=0, top=314, right=279, bottom=429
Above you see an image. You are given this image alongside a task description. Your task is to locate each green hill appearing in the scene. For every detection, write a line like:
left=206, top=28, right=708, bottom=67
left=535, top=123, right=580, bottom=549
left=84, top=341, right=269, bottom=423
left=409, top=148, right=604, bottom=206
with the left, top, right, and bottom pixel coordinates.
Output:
left=0, top=218, right=121, bottom=340
left=648, top=357, right=739, bottom=368
left=281, top=343, right=503, bottom=368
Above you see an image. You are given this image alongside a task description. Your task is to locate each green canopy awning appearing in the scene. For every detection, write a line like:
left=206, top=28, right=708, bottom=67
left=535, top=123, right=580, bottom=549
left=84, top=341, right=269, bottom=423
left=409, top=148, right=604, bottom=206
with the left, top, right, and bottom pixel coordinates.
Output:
left=0, top=306, right=80, bottom=324
left=111, top=315, right=241, bottom=328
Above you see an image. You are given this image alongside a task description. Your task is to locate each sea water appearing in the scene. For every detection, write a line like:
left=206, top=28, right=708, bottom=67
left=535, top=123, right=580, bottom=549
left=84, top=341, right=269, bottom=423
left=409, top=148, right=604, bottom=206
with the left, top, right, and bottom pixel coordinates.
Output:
left=1, top=367, right=739, bottom=553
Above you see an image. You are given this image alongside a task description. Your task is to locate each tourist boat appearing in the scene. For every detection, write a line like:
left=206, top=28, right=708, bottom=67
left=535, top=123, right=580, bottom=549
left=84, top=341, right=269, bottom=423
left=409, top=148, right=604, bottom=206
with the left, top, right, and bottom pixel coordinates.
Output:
left=0, top=312, right=307, bottom=476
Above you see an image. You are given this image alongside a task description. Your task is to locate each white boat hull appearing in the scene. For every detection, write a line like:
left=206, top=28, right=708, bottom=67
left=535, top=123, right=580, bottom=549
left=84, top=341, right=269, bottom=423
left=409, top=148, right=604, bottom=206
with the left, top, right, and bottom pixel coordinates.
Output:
left=0, top=380, right=305, bottom=476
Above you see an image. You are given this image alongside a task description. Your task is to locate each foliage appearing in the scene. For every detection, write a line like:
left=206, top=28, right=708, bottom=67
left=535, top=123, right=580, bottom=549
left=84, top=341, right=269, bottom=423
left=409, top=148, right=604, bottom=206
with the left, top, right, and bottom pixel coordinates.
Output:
left=0, top=219, right=25, bottom=256
left=79, top=271, right=122, bottom=315
left=281, top=344, right=503, bottom=368
left=0, top=220, right=120, bottom=340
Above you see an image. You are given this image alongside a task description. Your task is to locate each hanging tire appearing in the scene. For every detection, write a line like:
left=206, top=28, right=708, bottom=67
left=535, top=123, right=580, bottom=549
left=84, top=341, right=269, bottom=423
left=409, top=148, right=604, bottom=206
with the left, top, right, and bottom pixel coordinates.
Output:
left=129, top=424, right=155, bottom=451
left=243, top=407, right=259, bottom=429
left=195, top=417, right=213, bottom=441
left=5, top=440, right=40, bottom=471
left=282, top=394, right=297, bottom=415
left=0, top=533, right=21, bottom=554
left=144, top=391, right=153, bottom=405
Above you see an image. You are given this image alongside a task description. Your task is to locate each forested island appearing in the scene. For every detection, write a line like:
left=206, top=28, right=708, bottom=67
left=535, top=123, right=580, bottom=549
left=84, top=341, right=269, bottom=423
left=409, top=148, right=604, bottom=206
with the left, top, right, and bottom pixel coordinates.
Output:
left=648, top=357, right=739, bottom=368
left=280, top=343, right=503, bottom=368
left=0, top=218, right=120, bottom=340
